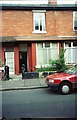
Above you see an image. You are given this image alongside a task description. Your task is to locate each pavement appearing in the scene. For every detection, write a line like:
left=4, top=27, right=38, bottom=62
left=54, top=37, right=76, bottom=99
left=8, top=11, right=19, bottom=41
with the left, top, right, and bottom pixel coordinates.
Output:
left=0, top=74, right=48, bottom=91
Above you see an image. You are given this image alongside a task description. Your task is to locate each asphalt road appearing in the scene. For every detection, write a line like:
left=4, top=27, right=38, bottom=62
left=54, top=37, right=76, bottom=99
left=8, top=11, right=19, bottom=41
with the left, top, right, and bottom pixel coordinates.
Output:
left=1, top=88, right=77, bottom=118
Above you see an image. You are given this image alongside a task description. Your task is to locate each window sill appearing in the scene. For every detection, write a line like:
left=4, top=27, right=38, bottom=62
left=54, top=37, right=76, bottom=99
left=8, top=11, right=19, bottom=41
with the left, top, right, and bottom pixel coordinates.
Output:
left=33, top=31, right=47, bottom=34
left=73, top=29, right=77, bottom=32
left=73, top=30, right=77, bottom=32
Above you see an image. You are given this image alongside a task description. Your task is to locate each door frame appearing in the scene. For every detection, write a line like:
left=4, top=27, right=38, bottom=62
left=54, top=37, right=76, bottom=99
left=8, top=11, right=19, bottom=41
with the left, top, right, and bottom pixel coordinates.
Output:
left=19, top=51, right=27, bottom=73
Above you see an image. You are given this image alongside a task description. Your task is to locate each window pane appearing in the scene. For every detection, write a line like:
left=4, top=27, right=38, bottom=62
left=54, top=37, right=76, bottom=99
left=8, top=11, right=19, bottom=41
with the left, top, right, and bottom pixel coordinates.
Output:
left=43, top=49, right=47, bottom=64
left=40, top=18, right=42, bottom=31
left=37, top=49, right=43, bottom=65
left=37, top=43, right=43, bottom=48
left=74, top=11, right=77, bottom=30
left=74, top=20, right=77, bottom=30
left=35, top=19, right=39, bottom=30
left=34, top=12, right=45, bottom=32
left=45, top=42, right=50, bottom=48
left=75, top=12, right=77, bottom=18
left=42, top=13, right=45, bottom=31
left=48, top=48, right=58, bottom=61
left=73, top=41, right=77, bottom=46
left=52, top=43, right=58, bottom=48
left=5, top=52, right=14, bottom=73
left=65, top=42, right=71, bottom=47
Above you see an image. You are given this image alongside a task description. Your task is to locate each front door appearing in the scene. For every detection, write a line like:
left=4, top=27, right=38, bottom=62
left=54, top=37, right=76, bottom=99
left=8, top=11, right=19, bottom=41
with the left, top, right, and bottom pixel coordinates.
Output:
left=19, top=51, right=27, bottom=73
left=5, top=52, right=14, bottom=74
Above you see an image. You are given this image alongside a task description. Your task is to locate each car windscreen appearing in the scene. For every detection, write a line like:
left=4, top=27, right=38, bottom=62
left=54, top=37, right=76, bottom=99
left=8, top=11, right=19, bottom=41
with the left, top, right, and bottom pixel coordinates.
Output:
left=65, top=67, right=77, bottom=74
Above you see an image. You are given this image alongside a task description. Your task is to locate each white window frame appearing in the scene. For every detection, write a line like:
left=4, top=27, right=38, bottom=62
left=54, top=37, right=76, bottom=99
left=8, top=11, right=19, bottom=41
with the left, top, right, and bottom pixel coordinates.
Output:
left=64, top=42, right=77, bottom=64
left=43, top=42, right=59, bottom=48
left=73, top=11, right=77, bottom=31
left=36, top=42, right=59, bottom=67
left=33, top=10, right=47, bottom=33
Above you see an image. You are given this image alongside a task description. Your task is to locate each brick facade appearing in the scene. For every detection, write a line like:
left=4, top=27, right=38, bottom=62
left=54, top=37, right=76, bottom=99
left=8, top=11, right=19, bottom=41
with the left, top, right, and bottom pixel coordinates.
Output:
left=0, top=4, right=77, bottom=75
left=1, top=11, right=32, bottom=36
left=1, top=10, right=75, bottom=37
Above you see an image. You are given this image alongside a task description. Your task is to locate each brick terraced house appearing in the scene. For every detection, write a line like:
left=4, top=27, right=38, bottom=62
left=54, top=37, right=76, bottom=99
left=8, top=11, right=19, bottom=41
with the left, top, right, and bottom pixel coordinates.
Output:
left=0, top=1, right=77, bottom=75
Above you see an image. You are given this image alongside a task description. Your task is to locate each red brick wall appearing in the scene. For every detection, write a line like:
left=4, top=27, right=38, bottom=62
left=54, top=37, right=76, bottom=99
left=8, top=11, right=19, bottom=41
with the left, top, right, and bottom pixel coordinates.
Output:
left=55, top=11, right=75, bottom=36
left=1, top=10, right=33, bottom=36
left=46, top=11, right=75, bottom=36
left=1, top=10, right=76, bottom=37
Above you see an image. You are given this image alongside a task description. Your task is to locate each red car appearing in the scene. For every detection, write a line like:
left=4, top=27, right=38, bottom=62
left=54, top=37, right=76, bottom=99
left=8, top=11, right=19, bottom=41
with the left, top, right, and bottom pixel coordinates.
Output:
left=45, top=65, right=77, bottom=94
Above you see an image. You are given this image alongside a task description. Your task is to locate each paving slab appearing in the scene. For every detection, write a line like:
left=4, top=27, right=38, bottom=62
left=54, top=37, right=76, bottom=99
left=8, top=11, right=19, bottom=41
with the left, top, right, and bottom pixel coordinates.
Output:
left=0, top=77, right=48, bottom=91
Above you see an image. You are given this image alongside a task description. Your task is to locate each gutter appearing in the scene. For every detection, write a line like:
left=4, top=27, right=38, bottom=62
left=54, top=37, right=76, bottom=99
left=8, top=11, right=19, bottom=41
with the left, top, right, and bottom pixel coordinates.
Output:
left=0, top=4, right=77, bottom=11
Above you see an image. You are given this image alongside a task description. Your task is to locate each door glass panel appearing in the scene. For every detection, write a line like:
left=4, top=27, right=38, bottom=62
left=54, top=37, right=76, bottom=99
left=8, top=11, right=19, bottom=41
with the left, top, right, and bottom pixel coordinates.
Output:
left=5, top=52, right=14, bottom=74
